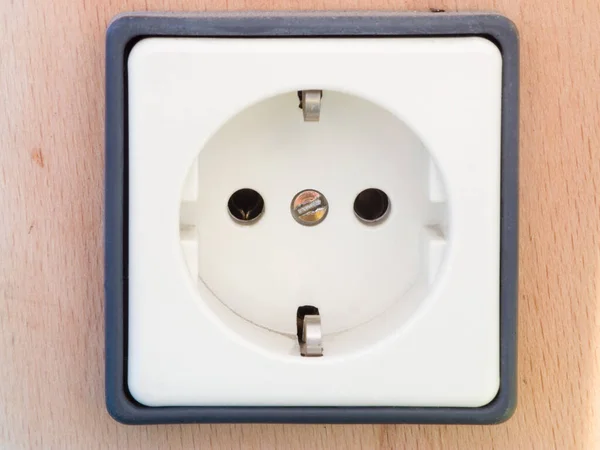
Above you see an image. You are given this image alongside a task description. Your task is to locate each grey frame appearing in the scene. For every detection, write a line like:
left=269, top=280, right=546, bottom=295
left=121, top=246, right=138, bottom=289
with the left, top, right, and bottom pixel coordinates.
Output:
left=105, top=12, right=519, bottom=425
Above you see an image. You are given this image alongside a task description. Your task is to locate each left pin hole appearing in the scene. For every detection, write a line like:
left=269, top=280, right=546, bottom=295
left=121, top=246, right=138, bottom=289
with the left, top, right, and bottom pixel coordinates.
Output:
left=227, top=188, right=265, bottom=224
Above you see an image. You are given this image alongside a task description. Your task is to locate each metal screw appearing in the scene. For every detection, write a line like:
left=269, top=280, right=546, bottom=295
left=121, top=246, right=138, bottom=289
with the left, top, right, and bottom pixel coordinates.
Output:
left=291, top=189, right=329, bottom=226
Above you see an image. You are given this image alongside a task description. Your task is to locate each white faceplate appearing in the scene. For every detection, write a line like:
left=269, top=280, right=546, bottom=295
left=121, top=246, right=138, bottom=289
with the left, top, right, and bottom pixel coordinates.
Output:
left=127, top=37, right=502, bottom=407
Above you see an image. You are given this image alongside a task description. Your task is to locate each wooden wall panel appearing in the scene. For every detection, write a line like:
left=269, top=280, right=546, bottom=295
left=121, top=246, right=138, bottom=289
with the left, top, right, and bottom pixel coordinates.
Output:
left=1, top=1, right=599, bottom=448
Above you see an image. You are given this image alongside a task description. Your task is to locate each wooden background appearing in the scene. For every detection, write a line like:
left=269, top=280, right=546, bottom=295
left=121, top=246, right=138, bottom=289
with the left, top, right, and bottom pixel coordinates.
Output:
left=1, top=0, right=599, bottom=448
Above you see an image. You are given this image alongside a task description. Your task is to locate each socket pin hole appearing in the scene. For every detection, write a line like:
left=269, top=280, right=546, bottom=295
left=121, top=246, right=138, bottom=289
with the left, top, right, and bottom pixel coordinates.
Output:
left=296, top=305, right=320, bottom=343
left=227, top=188, right=265, bottom=224
left=354, top=188, right=390, bottom=224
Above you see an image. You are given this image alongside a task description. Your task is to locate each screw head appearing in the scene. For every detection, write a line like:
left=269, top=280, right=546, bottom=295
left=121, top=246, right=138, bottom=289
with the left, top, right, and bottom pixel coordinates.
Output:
left=291, top=189, right=329, bottom=226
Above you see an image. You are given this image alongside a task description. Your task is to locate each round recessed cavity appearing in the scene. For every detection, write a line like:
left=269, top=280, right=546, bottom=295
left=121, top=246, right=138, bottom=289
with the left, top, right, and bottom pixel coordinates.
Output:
left=179, top=90, right=449, bottom=358
left=227, top=188, right=264, bottom=224
left=354, top=188, right=390, bottom=224
left=291, top=189, right=329, bottom=226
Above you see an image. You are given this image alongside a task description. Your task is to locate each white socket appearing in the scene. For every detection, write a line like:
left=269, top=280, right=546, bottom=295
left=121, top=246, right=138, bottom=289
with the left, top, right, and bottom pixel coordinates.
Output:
left=127, top=36, right=502, bottom=407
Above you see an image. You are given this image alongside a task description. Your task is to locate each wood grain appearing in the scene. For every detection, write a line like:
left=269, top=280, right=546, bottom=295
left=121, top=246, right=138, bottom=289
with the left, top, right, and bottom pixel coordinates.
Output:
left=1, top=0, right=600, bottom=448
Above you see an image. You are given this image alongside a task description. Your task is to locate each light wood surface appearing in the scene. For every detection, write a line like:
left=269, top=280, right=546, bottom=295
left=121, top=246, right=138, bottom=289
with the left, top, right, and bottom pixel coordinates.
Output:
left=1, top=1, right=599, bottom=449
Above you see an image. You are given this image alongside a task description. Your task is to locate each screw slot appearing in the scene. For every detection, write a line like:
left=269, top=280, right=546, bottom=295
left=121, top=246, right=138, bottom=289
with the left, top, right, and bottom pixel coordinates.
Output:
left=353, top=188, right=390, bottom=224
left=227, top=188, right=265, bottom=224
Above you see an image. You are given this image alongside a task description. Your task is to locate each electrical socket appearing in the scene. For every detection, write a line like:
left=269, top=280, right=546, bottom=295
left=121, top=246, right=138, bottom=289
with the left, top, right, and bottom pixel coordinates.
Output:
left=105, top=12, right=519, bottom=424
